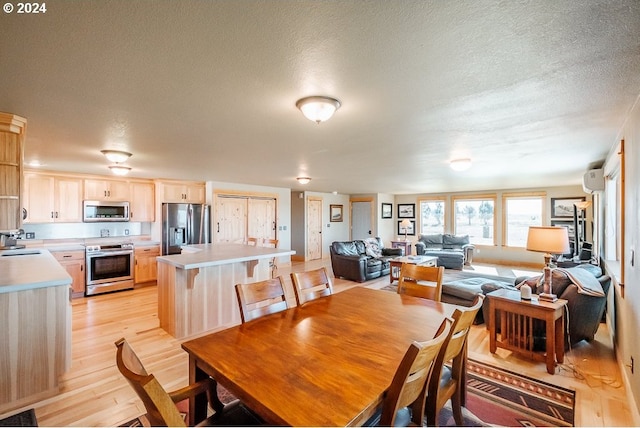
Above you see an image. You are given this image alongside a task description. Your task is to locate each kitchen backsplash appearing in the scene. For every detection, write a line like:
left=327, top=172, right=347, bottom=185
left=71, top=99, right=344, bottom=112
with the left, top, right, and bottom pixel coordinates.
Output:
left=21, top=222, right=151, bottom=240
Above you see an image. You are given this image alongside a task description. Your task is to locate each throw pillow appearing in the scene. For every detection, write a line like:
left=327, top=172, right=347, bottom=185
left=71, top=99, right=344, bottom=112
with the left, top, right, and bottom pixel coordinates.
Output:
left=363, top=238, right=383, bottom=258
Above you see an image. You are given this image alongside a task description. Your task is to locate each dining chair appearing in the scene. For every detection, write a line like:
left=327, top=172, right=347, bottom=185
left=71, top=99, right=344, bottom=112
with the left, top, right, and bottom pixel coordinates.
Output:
left=290, top=267, right=334, bottom=305
left=397, top=264, right=445, bottom=302
left=376, top=318, right=453, bottom=426
left=235, top=276, right=289, bottom=323
left=425, top=294, right=485, bottom=426
left=262, top=238, right=279, bottom=278
left=114, top=338, right=262, bottom=426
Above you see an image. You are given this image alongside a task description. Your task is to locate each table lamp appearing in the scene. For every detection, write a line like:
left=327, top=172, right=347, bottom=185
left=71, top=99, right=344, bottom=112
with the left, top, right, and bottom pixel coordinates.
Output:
left=400, top=219, right=412, bottom=241
left=526, top=226, right=570, bottom=302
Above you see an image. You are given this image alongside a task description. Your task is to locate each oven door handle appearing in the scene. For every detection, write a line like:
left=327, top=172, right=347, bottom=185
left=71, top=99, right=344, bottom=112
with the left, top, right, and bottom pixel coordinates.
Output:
left=86, top=250, right=134, bottom=257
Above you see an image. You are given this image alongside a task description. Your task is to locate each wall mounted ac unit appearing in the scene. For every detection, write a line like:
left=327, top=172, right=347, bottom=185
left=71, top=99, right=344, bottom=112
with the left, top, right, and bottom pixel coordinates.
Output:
left=583, top=168, right=605, bottom=193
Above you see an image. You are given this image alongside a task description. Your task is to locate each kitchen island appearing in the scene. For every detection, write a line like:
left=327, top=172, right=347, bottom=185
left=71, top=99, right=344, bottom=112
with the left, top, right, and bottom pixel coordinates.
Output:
left=0, top=248, right=72, bottom=414
left=156, top=244, right=295, bottom=339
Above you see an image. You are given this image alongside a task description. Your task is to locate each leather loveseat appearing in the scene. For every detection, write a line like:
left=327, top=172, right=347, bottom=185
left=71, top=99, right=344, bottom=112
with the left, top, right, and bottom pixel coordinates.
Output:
left=330, top=237, right=403, bottom=283
left=481, top=264, right=610, bottom=346
left=415, top=234, right=474, bottom=269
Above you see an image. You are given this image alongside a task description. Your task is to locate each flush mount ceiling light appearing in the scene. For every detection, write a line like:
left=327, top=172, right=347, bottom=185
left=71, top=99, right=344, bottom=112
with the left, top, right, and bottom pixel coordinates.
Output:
left=296, top=96, right=341, bottom=124
left=450, top=158, right=472, bottom=171
left=297, top=177, right=311, bottom=185
left=101, top=149, right=132, bottom=163
left=109, top=165, right=131, bottom=176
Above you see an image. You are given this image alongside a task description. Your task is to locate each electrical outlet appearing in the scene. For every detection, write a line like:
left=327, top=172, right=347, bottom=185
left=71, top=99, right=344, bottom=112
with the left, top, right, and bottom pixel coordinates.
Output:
left=25, top=232, right=35, bottom=239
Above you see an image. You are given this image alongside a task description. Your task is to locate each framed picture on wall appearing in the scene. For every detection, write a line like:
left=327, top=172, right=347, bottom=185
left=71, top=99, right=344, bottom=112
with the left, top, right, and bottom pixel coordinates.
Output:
left=397, top=220, right=415, bottom=236
left=550, top=197, right=586, bottom=218
left=397, top=203, right=415, bottom=218
left=330, top=204, right=343, bottom=222
left=381, top=203, right=392, bottom=219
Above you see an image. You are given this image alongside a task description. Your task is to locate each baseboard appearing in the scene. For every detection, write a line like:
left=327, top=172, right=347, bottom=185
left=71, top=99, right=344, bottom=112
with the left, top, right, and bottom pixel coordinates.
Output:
left=616, top=342, right=640, bottom=426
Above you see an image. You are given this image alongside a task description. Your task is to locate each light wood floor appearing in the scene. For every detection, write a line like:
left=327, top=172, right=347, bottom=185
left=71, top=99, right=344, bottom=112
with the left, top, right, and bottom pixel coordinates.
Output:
left=2, top=259, right=634, bottom=426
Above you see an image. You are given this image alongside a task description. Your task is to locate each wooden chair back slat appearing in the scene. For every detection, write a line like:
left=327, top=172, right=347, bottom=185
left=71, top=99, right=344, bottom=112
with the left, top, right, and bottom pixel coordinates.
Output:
left=397, top=264, right=444, bottom=302
left=235, top=276, right=289, bottom=323
left=290, top=267, right=333, bottom=305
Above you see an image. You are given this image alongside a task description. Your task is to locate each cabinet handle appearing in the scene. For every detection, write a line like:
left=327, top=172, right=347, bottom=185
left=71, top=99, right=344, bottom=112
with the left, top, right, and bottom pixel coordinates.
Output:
left=104, top=190, right=107, bottom=197
left=108, top=190, right=111, bottom=197
left=63, top=255, right=72, bottom=258
left=81, top=265, right=83, bottom=271
left=51, top=211, right=54, bottom=218
left=55, top=212, right=59, bottom=218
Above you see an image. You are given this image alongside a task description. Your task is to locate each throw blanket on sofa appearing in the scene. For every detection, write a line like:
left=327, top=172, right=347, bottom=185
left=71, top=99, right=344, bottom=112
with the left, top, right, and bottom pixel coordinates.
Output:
left=555, top=267, right=605, bottom=297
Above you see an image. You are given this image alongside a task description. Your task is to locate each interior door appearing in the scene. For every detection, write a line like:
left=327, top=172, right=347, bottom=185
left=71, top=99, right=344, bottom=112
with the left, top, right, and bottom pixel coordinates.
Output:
left=307, top=198, right=323, bottom=260
left=351, top=201, right=372, bottom=240
left=214, top=196, right=247, bottom=243
left=248, top=198, right=277, bottom=242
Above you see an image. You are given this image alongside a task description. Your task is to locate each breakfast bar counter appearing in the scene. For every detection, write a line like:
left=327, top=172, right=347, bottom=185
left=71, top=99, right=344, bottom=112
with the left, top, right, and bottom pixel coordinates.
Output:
left=0, top=249, right=72, bottom=413
left=156, top=244, right=295, bottom=339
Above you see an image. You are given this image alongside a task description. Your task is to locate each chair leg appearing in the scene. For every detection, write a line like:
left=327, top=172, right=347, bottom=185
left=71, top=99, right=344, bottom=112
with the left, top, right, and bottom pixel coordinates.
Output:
left=451, top=391, right=463, bottom=426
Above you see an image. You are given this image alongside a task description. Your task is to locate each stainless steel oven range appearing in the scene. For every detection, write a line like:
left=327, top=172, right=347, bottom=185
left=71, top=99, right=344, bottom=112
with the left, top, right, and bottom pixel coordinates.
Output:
left=85, top=242, right=134, bottom=296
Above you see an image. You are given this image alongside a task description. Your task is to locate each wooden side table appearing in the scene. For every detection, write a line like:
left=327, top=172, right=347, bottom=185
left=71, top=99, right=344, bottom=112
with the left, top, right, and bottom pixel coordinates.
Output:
left=487, top=288, right=567, bottom=374
left=390, top=240, right=412, bottom=256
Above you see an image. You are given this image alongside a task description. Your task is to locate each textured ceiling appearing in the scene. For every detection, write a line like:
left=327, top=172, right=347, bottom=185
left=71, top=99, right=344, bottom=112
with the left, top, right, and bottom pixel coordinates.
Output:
left=1, top=0, right=639, bottom=194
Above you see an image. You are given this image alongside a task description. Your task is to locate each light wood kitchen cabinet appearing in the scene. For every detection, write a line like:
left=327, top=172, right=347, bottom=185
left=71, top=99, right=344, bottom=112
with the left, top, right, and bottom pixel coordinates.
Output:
left=23, top=172, right=83, bottom=223
left=52, top=250, right=85, bottom=297
left=129, top=181, right=155, bottom=222
left=134, top=245, right=160, bottom=284
left=0, top=113, right=26, bottom=231
left=159, top=181, right=205, bottom=203
left=84, top=178, right=130, bottom=201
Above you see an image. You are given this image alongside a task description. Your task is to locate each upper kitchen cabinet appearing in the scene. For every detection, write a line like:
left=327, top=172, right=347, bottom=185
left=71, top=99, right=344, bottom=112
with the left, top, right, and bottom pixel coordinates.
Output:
left=84, top=178, right=130, bottom=201
left=0, top=113, right=26, bottom=231
left=157, top=180, right=205, bottom=204
left=129, top=181, right=155, bottom=222
left=23, top=172, right=83, bottom=223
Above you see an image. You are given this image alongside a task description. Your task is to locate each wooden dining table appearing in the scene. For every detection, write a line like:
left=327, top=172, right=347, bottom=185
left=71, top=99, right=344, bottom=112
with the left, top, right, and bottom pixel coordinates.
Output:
left=181, top=286, right=459, bottom=426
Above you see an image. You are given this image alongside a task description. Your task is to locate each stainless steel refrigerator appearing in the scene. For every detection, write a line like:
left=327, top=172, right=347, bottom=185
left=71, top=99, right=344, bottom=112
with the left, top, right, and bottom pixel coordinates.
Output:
left=162, top=203, right=211, bottom=255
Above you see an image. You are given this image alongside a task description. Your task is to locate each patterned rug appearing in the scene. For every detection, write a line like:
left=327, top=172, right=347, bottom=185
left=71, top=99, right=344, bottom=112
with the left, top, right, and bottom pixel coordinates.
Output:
left=463, top=359, right=575, bottom=427
left=0, top=409, right=37, bottom=427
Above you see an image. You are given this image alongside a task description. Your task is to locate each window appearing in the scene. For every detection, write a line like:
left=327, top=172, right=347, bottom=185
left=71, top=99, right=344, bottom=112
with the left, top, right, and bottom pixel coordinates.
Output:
left=418, top=199, right=446, bottom=235
left=452, top=195, right=496, bottom=245
left=503, top=193, right=544, bottom=248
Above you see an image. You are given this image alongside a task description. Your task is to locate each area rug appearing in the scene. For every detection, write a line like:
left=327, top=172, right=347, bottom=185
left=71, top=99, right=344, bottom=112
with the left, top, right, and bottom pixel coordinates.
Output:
left=463, top=359, right=575, bottom=427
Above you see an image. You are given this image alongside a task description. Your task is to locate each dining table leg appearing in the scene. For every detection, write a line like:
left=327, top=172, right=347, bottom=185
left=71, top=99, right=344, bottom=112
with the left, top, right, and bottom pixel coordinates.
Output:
left=188, top=357, right=214, bottom=426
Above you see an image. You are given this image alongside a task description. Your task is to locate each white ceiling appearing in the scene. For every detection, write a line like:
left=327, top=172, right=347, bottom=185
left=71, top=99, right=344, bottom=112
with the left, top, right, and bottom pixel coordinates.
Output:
left=1, top=1, right=639, bottom=195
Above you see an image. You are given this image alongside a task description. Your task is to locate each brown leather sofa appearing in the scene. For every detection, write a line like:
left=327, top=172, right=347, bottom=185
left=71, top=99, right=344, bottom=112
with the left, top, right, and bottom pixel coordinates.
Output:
left=330, top=238, right=403, bottom=282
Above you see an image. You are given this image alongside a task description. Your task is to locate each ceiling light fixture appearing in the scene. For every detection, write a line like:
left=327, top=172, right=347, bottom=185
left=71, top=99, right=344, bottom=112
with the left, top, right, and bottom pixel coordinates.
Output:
left=297, top=177, right=311, bottom=185
left=109, top=165, right=132, bottom=176
left=296, top=96, right=341, bottom=124
left=101, top=149, right=132, bottom=163
left=450, top=158, right=472, bottom=171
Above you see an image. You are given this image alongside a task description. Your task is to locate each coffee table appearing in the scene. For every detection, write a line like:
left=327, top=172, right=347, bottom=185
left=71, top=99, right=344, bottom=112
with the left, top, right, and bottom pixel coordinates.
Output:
left=389, top=255, right=438, bottom=283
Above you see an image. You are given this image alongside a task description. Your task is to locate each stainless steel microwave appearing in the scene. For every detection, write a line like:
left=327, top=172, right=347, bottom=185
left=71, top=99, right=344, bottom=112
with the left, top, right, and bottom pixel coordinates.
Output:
left=83, top=201, right=130, bottom=222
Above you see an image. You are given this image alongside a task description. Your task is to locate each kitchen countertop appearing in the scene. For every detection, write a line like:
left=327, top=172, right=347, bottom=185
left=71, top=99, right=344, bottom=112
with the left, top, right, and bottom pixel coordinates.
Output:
left=0, top=248, right=72, bottom=293
left=157, top=243, right=295, bottom=270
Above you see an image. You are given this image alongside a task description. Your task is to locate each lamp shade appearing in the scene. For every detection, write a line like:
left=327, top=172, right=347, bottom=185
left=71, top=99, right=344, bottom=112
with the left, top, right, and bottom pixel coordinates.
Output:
left=296, top=96, right=341, bottom=123
left=526, top=226, right=570, bottom=254
left=400, top=219, right=412, bottom=229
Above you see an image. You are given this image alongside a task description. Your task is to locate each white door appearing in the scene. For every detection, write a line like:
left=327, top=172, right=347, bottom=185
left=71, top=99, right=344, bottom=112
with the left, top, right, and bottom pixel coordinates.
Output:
left=307, top=198, right=323, bottom=260
left=351, top=201, right=372, bottom=240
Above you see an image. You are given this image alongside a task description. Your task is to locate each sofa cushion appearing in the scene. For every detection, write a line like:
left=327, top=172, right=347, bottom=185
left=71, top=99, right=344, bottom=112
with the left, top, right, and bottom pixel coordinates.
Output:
left=443, top=234, right=469, bottom=249
left=364, top=237, right=383, bottom=258
left=332, top=241, right=360, bottom=256
left=576, top=263, right=603, bottom=278
left=421, top=234, right=444, bottom=249
left=354, top=240, right=366, bottom=255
